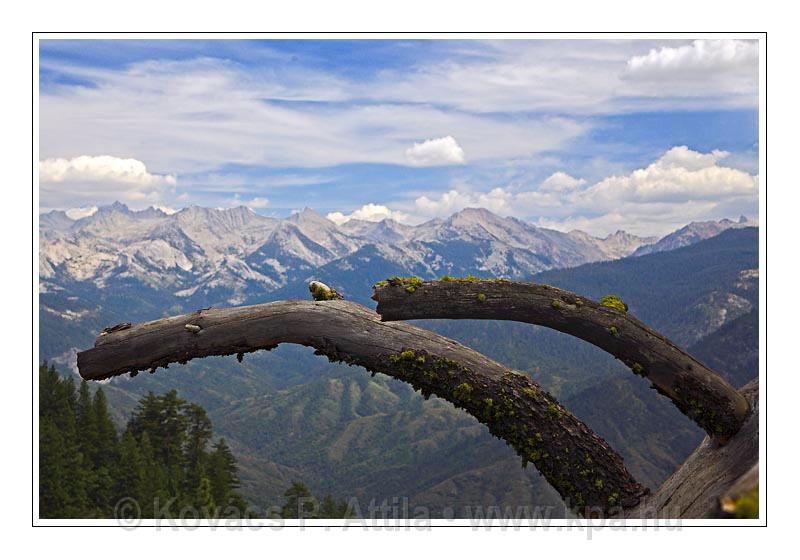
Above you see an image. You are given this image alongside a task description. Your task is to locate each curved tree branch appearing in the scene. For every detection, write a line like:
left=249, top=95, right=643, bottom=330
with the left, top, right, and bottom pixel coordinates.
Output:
left=627, top=379, right=759, bottom=518
left=77, top=298, right=648, bottom=515
left=372, top=278, right=750, bottom=441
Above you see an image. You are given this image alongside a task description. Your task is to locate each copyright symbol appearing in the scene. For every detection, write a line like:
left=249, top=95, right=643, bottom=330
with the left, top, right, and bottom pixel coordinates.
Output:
left=115, top=497, right=142, bottom=529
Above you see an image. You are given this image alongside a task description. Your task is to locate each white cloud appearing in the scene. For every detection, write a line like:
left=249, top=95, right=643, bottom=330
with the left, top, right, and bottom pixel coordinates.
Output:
left=38, top=42, right=759, bottom=220
left=622, top=40, right=758, bottom=99
left=246, top=197, right=270, bottom=209
left=152, top=205, right=178, bottom=215
left=327, top=203, right=411, bottom=225
left=64, top=206, right=98, bottom=220
left=39, top=155, right=177, bottom=210
left=368, top=39, right=758, bottom=114
left=404, top=146, right=757, bottom=236
left=415, top=187, right=513, bottom=218
left=405, top=136, right=466, bottom=167
left=584, top=146, right=757, bottom=205
left=40, top=155, right=176, bottom=186
left=539, top=172, right=586, bottom=192
left=224, top=194, right=270, bottom=209
left=38, top=40, right=758, bottom=198
left=626, top=39, right=757, bottom=76
left=40, top=59, right=585, bottom=174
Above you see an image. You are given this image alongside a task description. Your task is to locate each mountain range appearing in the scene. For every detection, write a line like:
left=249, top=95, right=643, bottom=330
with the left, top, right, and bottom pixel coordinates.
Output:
left=39, top=202, right=754, bottom=309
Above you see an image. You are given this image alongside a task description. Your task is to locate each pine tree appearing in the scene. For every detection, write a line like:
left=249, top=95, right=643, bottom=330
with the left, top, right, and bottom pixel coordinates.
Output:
left=192, top=474, right=217, bottom=518
left=39, top=363, right=88, bottom=517
left=137, top=431, right=172, bottom=518
left=128, top=390, right=188, bottom=500
left=281, top=481, right=318, bottom=519
left=182, top=403, right=212, bottom=498
left=75, top=380, right=96, bottom=461
left=207, top=438, right=248, bottom=517
left=87, top=387, right=118, bottom=515
left=114, top=430, right=144, bottom=512
left=93, top=388, right=118, bottom=464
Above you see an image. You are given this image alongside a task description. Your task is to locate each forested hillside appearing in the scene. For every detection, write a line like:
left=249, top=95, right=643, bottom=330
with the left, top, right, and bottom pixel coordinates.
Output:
left=39, top=363, right=248, bottom=518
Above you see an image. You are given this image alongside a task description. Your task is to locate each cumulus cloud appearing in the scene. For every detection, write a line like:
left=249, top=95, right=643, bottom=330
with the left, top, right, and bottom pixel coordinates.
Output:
left=539, top=172, right=586, bottom=192
left=39, top=155, right=177, bottom=210
left=406, top=146, right=758, bottom=236
left=584, top=146, right=757, bottom=205
left=622, top=40, right=758, bottom=99
left=40, top=155, right=176, bottom=186
left=405, top=136, right=466, bottom=167
left=626, top=39, right=757, bottom=77
left=327, top=203, right=411, bottom=225
left=415, top=187, right=513, bottom=217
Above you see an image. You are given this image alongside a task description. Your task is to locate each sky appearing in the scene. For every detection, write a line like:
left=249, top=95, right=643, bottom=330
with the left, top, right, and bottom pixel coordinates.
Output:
left=38, top=38, right=760, bottom=236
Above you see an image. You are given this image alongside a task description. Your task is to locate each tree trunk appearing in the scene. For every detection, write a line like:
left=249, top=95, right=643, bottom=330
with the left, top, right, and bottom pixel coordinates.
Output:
left=626, top=379, right=758, bottom=518
left=77, top=299, right=648, bottom=515
left=372, top=278, right=750, bottom=441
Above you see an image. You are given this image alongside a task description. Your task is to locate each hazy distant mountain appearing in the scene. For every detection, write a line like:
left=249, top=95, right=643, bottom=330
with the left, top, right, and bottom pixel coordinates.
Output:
left=39, top=203, right=660, bottom=307
left=632, top=215, right=756, bottom=257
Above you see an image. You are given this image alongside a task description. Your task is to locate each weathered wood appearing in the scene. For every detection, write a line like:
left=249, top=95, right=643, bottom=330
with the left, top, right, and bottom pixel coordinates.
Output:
left=372, top=278, right=750, bottom=441
left=77, top=299, right=648, bottom=515
left=626, top=379, right=759, bottom=518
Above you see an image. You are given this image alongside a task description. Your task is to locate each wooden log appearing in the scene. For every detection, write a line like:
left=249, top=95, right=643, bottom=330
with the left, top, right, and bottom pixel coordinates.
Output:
left=77, top=299, right=648, bottom=515
left=372, top=278, right=751, bottom=441
left=626, top=379, right=759, bottom=518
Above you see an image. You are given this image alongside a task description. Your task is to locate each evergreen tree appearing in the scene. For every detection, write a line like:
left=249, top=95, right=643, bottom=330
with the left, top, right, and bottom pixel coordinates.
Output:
left=86, top=387, right=118, bottom=516
left=207, top=438, right=248, bottom=516
left=128, top=390, right=188, bottom=500
left=39, top=368, right=250, bottom=519
left=75, top=380, right=96, bottom=461
left=183, top=403, right=212, bottom=498
left=281, top=481, right=318, bottom=519
left=138, top=431, right=171, bottom=518
left=39, top=363, right=88, bottom=517
left=192, top=474, right=217, bottom=518
left=93, top=388, right=118, bottom=464
left=114, top=430, right=144, bottom=508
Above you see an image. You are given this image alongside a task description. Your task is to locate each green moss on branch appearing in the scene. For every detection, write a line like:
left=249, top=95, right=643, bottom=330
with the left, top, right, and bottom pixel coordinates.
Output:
left=600, top=295, right=628, bottom=312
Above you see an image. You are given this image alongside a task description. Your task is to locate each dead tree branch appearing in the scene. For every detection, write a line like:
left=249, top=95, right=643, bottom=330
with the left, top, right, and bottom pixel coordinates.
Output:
left=626, top=379, right=758, bottom=518
left=372, top=278, right=750, bottom=440
left=77, top=298, right=648, bottom=515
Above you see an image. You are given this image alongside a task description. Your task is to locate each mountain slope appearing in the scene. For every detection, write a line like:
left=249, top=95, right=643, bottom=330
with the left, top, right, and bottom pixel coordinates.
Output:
left=688, top=309, right=759, bottom=388
left=534, top=227, right=758, bottom=346
left=633, top=215, right=756, bottom=257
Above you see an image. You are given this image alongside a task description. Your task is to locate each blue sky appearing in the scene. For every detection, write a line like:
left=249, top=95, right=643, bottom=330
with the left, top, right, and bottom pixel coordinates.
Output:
left=38, top=38, right=759, bottom=236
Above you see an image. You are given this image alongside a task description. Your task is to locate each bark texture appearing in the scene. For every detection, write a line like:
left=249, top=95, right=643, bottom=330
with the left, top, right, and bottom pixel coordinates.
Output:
left=77, top=299, right=648, bottom=515
left=626, top=379, right=758, bottom=518
left=373, top=278, right=750, bottom=440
